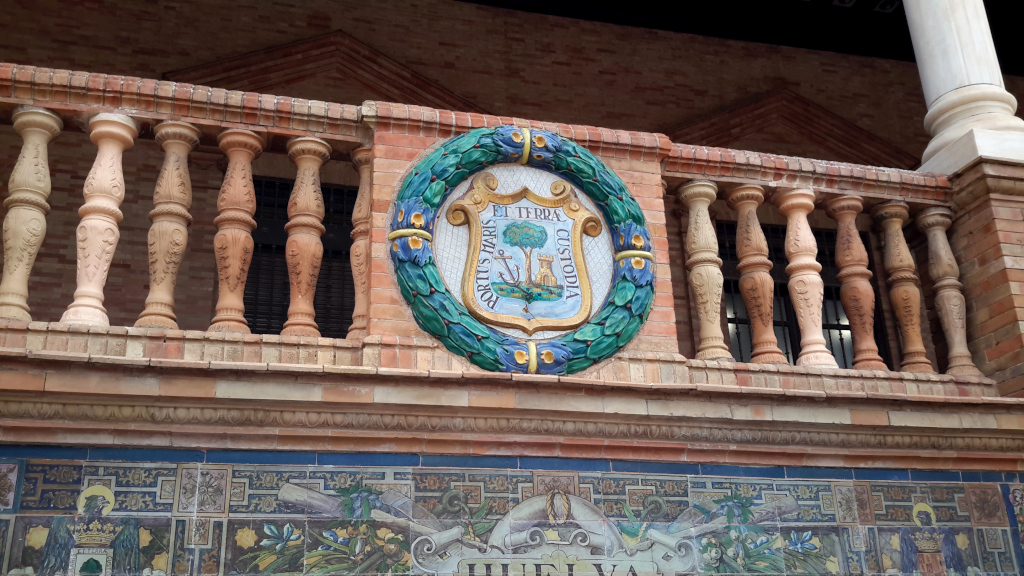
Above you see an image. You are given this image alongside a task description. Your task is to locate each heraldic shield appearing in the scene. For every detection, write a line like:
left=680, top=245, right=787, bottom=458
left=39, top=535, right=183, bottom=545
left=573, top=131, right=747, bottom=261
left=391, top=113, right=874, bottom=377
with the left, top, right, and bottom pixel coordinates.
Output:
left=446, top=171, right=603, bottom=335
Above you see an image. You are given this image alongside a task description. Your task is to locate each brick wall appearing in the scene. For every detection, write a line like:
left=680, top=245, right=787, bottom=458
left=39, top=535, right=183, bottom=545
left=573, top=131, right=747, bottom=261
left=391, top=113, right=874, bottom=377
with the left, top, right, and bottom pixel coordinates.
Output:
left=2, top=0, right=1022, bottom=165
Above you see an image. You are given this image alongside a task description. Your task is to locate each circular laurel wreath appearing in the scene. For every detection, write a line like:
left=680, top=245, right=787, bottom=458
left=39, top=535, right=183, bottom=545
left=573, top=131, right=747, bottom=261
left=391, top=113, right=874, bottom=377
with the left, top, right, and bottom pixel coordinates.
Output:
left=388, top=125, right=655, bottom=375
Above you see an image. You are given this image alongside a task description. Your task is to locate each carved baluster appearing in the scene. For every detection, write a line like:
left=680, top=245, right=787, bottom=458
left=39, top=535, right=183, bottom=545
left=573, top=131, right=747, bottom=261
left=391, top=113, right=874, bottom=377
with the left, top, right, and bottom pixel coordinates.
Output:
left=916, top=207, right=982, bottom=375
left=135, top=121, right=201, bottom=329
left=679, top=181, right=732, bottom=360
left=725, top=185, right=787, bottom=364
left=60, top=114, right=137, bottom=326
left=281, top=137, right=332, bottom=337
left=209, top=129, right=264, bottom=333
left=872, top=200, right=935, bottom=373
left=825, top=196, right=887, bottom=370
left=347, top=147, right=372, bottom=340
left=0, top=107, right=62, bottom=321
left=772, top=188, right=837, bottom=367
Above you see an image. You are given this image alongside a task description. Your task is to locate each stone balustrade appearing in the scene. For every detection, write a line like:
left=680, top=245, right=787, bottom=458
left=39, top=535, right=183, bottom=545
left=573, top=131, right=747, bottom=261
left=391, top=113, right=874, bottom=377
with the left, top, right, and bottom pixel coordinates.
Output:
left=0, top=63, right=991, bottom=394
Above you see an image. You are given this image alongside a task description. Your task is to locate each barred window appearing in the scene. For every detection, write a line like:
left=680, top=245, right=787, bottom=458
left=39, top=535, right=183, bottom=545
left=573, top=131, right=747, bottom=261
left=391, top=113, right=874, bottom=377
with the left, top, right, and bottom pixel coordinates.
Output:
left=242, top=177, right=358, bottom=339
left=715, top=221, right=893, bottom=369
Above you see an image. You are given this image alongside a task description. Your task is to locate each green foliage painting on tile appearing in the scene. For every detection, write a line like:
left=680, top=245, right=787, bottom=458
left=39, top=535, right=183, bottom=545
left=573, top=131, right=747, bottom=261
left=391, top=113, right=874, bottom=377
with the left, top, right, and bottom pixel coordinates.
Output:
left=0, top=457, right=1022, bottom=575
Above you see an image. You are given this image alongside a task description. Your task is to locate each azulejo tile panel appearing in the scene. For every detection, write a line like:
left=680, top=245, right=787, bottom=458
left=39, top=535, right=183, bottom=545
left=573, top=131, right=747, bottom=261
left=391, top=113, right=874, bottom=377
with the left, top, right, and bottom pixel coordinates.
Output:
left=0, top=452, right=1021, bottom=576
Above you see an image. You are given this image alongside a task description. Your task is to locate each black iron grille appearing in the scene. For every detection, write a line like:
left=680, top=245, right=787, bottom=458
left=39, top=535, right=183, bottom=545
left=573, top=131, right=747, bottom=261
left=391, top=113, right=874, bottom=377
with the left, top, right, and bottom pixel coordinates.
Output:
left=715, top=221, right=892, bottom=369
left=242, top=177, right=358, bottom=339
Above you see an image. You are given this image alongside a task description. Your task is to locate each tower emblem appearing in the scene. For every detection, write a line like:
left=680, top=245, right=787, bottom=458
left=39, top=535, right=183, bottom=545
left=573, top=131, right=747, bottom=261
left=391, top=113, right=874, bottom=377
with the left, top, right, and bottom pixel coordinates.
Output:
left=447, top=172, right=602, bottom=335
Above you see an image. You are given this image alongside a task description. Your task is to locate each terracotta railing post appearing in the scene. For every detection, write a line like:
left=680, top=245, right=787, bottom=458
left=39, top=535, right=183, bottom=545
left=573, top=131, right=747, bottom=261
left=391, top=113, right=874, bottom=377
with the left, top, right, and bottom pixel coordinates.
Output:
left=209, top=129, right=264, bottom=333
left=60, top=113, right=138, bottom=326
left=725, top=184, right=787, bottom=364
left=0, top=107, right=62, bottom=321
left=772, top=188, right=837, bottom=367
left=916, top=206, right=983, bottom=376
left=281, top=137, right=332, bottom=337
left=872, top=200, right=935, bottom=373
left=347, top=147, right=372, bottom=340
left=678, top=180, right=732, bottom=360
left=825, top=196, right=888, bottom=370
left=135, top=121, right=201, bottom=329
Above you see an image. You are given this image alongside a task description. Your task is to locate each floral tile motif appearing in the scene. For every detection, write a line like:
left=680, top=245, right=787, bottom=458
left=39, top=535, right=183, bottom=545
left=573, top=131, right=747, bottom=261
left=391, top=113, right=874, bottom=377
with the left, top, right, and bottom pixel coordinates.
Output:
left=174, top=465, right=232, bottom=518
left=830, top=482, right=874, bottom=526
left=966, top=483, right=1011, bottom=527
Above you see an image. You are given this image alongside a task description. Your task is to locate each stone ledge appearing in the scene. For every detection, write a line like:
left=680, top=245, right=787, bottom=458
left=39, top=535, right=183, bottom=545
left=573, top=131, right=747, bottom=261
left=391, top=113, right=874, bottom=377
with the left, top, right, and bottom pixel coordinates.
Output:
left=0, top=318, right=1002, bottom=400
left=0, top=382, right=1021, bottom=470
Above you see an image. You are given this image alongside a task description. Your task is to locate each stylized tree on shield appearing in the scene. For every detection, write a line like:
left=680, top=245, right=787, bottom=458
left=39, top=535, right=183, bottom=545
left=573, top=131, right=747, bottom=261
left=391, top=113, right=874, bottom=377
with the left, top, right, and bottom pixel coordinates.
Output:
left=502, top=221, right=548, bottom=287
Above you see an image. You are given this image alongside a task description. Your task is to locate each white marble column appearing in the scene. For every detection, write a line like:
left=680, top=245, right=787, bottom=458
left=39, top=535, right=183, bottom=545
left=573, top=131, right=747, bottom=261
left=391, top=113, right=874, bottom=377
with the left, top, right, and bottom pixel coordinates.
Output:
left=905, top=0, right=1024, bottom=172
left=61, top=113, right=138, bottom=326
left=0, top=107, right=62, bottom=321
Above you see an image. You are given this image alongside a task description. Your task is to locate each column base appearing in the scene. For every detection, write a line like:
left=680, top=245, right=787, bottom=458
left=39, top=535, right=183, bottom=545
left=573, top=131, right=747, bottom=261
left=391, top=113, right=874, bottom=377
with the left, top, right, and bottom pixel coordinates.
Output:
left=60, top=305, right=109, bottom=327
left=208, top=319, right=251, bottom=334
left=282, top=323, right=321, bottom=338
left=750, top=346, right=788, bottom=365
left=947, top=358, right=983, bottom=377
left=797, top=349, right=838, bottom=368
left=853, top=358, right=889, bottom=371
left=0, top=304, right=31, bottom=323
left=696, top=347, right=733, bottom=361
left=900, top=356, right=936, bottom=373
left=135, top=314, right=179, bottom=330
left=920, top=128, right=1024, bottom=176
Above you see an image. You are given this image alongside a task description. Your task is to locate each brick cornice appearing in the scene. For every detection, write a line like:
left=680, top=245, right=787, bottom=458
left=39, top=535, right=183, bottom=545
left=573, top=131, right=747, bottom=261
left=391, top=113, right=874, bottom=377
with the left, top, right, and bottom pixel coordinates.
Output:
left=0, top=62, right=363, bottom=144
left=361, top=101, right=675, bottom=164
left=668, top=90, right=920, bottom=170
left=164, top=30, right=487, bottom=115
left=663, top=143, right=952, bottom=204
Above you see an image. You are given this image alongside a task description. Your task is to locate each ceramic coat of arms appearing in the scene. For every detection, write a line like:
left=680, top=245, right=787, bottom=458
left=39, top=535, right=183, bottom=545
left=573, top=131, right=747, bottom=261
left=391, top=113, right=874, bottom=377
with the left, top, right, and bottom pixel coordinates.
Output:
left=388, top=126, right=654, bottom=375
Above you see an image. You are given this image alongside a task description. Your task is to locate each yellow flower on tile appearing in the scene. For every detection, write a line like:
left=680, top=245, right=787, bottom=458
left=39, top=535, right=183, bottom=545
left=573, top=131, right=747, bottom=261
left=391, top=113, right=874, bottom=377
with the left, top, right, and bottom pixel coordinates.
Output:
left=152, top=552, right=168, bottom=572
left=882, top=554, right=893, bottom=571
left=138, top=527, right=153, bottom=548
left=26, top=526, right=49, bottom=550
left=825, top=556, right=840, bottom=574
left=955, top=532, right=970, bottom=550
left=235, top=527, right=259, bottom=549
left=234, top=524, right=258, bottom=545
left=889, top=534, right=900, bottom=550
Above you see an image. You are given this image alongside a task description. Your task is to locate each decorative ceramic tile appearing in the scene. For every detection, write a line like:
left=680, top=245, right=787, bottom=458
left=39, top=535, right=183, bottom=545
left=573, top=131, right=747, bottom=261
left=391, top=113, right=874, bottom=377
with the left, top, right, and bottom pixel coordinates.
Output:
left=0, top=460, right=23, bottom=514
left=173, top=465, right=231, bottom=518
left=18, top=462, right=82, bottom=513
left=966, top=483, right=1011, bottom=526
left=82, top=462, right=176, bottom=515
left=1, top=455, right=1024, bottom=576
